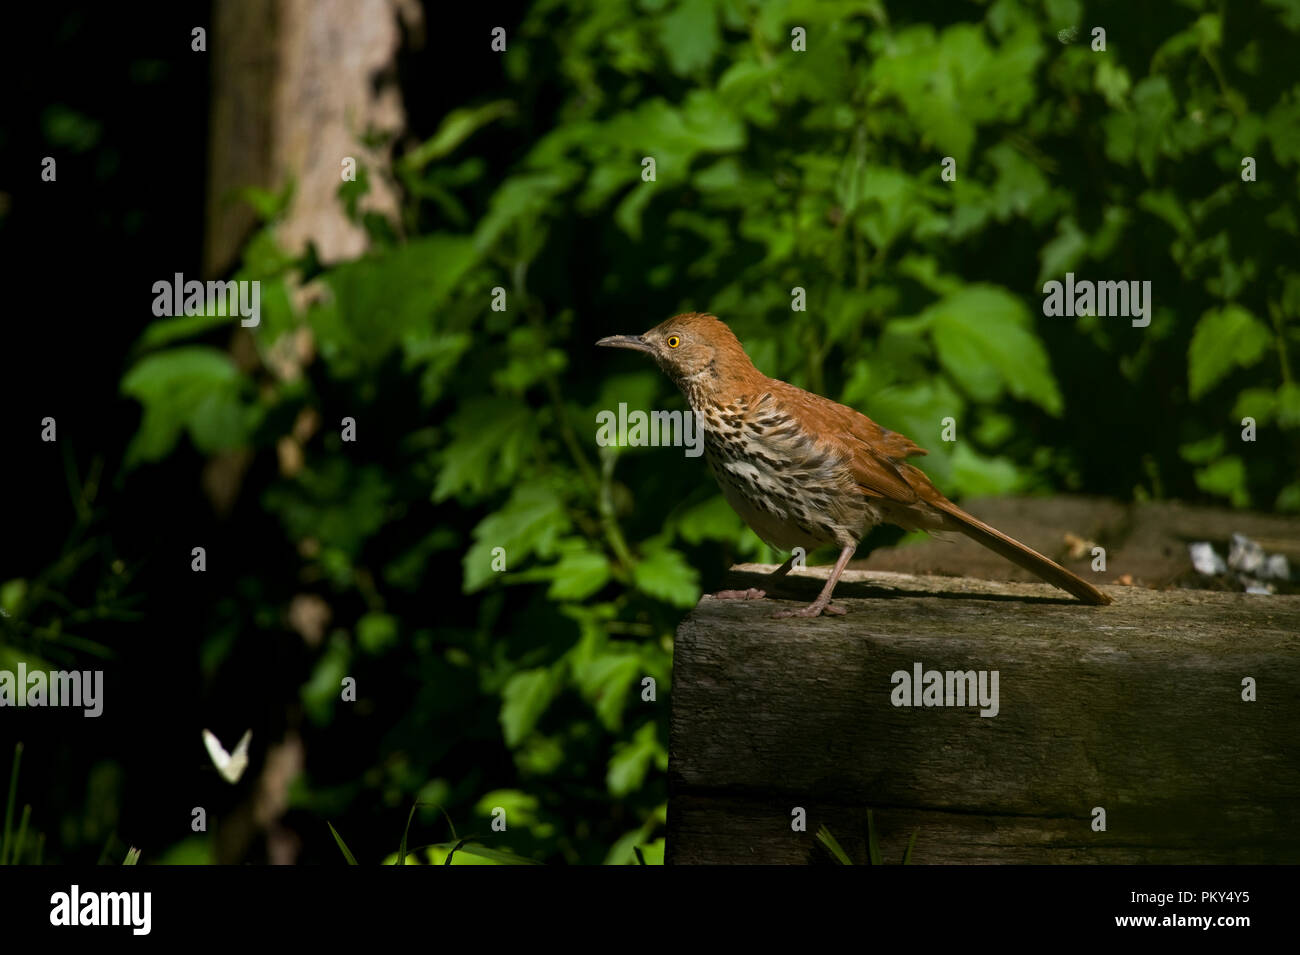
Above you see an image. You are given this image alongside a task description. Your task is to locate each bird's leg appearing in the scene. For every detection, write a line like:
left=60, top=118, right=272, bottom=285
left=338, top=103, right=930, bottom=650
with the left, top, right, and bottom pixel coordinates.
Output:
left=705, top=552, right=799, bottom=601
left=772, top=545, right=855, bottom=617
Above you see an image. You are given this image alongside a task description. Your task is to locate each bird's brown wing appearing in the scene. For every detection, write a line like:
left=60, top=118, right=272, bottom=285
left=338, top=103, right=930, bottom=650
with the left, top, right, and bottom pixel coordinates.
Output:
left=756, top=381, right=1111, bottom=605
left=764, top=380, right=931, bottom=503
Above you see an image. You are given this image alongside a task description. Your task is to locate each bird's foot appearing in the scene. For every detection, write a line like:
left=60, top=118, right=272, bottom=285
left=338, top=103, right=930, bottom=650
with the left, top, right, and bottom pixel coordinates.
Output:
left=773, top=601, right=847, bottom=618
left=705, top=588, right=767, bottom=601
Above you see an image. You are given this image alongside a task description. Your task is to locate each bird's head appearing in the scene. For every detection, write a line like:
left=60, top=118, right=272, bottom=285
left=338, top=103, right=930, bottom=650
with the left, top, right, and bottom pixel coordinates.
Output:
left=596, top=312, right=759, bottom=402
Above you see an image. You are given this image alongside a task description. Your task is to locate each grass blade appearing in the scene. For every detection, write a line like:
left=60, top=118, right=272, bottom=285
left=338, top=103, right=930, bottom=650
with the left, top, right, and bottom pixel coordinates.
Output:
left=443, top=837, right=470, bottom=865
left=429, top=839, right=541, bottom=865
left=327, top=821, right=358, bottom=865
left=395, top=802, right=420, bottom=865
left=816, top=824, right=853, bottom=865
left=13, top=806, right=31, bottom=865
left=901, top=829, right=918, bottom=865
left=454, top=842, right=542, bottom=865
left=1, top=741, right=21, bottom=866
left=866, top=810, right=882, bottom=866
left=436, top=804, right=459, bottom=842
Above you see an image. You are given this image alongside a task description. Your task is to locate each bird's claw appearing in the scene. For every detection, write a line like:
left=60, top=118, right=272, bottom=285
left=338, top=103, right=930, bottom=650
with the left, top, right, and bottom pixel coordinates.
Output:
left=772, top=601, right=847, bottom=618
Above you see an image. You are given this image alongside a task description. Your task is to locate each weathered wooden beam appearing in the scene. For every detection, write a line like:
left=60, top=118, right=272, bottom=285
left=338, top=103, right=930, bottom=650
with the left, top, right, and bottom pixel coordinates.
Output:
left=856, top=495, right=1300, bottom=591
left=667, top=565, right=1300, bottom=864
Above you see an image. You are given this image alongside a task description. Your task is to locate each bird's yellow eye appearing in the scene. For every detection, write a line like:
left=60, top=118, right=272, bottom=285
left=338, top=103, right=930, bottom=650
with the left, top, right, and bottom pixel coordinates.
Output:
left=667, top=336, right=681, bottom=348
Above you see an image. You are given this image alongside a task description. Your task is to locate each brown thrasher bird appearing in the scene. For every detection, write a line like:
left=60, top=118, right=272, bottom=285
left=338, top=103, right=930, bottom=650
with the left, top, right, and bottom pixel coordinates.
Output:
left=597, top=312, right=1111, bottom=616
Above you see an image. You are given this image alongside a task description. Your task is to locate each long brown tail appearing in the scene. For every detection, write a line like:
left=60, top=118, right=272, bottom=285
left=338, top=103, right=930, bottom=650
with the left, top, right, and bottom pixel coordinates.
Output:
left=928, top=499, right=1112, bottom=605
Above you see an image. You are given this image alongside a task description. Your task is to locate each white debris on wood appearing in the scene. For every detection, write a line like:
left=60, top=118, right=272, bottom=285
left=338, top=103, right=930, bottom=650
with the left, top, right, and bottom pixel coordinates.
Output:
left=1189, top=542, right=1226, bottom=576
left=1190, top=533, right=1294, bottom=595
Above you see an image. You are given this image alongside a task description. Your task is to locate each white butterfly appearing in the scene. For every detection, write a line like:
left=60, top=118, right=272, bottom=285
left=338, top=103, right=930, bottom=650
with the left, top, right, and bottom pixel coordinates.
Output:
left=203, top=728, right=252, bottom=784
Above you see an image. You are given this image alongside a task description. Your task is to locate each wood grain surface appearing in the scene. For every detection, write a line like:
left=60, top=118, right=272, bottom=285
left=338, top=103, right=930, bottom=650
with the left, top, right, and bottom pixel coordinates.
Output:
left=667, top=564, right=1300, bottom=864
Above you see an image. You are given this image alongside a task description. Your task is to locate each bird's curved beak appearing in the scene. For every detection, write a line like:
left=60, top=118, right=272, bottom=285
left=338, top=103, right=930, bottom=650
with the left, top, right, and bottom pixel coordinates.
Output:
left=596, top=334, right=653, bottom=354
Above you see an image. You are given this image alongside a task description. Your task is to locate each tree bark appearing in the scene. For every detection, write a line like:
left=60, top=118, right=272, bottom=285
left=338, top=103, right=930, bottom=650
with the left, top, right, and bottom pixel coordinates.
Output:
left=204, top=0, right=413, bottom=276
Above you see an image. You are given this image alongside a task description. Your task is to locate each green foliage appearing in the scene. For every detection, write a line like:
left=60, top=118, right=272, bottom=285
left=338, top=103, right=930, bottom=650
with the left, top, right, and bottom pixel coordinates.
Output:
left=1187, top=305, right=1273, bottom=399
left=817, top=812, right=917, bottom=865
left=327, top=821, right=358, bottom=865
left=120, top=347, right=259, bottom=466
left=104, top=0, right=1299, bottom=864
left=924, top=285, right=1062, bottom=414
left=1, top=742, right=22, bottom=866
left=328, top=806, right=545, bottom=865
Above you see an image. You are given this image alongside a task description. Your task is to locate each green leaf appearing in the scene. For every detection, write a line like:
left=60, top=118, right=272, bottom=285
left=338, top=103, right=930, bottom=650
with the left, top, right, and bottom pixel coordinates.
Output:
left=120, top=347, right=252, bottom=467
left=635, top=839, right=665, bottom=865
left=463, top=484, right=572, bottom=592
left=614, top=184, right=657, bottom=239
left=400, top=101, right=515, bottom=171
left=1194, top=456, right=1249, bottom=507
left=1265, top=0, right=1300, bottom=31
left=492, top=323, right=570, bottom=394
left=1037, top=218, right=1088, bottom=286
left=1277, top=481, right=1300, bottom=512
left=659, top=0, right=720, bottom=75
left=1187, top=306, right=1272, bottom=399
left=0, top=579, right=27, bottom=616
left=1267, top=92, right=1300, bottom=165
left=573, top=650, right=641, bottom=731
left=631, top=539, right=699, bottom=607
left=1179, top=433, right=1225, bottom=464
left=1094, top=57, right=1131, bottom=108
left=316, top=235, right=479, bottom=374
left=1233, top=388, right=1277, bottom=426
left=405, top=330, right=473, bottom=406
left=546, top=541, right=612, bottom=602
left=265, top=461, right=394, bottom=558
left=121, top=346, right=237, bottom=399
left=357, top=613, right=398, bottom=655
left=302, top=635, right=351, bottom=726
left=606, top=828, right=658, bottom=866
left=1104, top=76, right=1179, bottom=178
left=235, top=181, right=294, bottom=221
left=189, top=388, right=246, bottom=452
left=435, top=398, right=537, bottom=501
left=475, top=166, right=582, bottom=253
left=500, top=667, right=561, bottom=747
left=134, top=312, right=240, bottom=351
left=673, top=495, right=747, bottom=545
left=474, top=789, right=541, bottom=829
left=948, top=443, right=1024, bottom=497
left=926, top=285, right=1063, bottom=414
left=1277, top=382, right=1300, bottom=429
left=606, top=722, right=666, bottom=797
left=1138, top=189, right=1194, bottom=238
